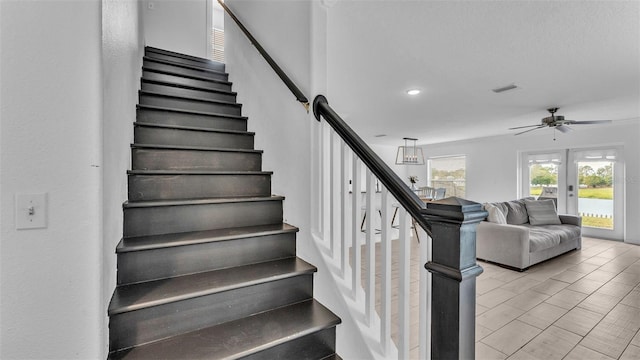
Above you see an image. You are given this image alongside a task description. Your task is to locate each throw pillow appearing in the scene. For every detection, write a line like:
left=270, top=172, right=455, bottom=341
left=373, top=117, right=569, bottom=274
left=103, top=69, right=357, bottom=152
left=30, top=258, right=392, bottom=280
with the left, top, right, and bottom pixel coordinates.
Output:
left=484, top=203, right=507, bottom=224
left=525, top=199, right=562, bottom=225
left=506, top=200, right=530, bottom=225
left=492, top=202, right=509, bottom=218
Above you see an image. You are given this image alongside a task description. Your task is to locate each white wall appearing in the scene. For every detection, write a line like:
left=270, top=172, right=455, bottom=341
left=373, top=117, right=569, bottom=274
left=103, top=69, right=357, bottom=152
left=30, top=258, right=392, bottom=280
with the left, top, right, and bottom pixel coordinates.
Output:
left=102, top=0, right=143, bottom=356
left=420, top=121, right=640, bottom=244
left=142, top=0, right=209, bottom=58
left=225, top=0, right=312, bottom=260
left=0, top=1, right=103, bottom=358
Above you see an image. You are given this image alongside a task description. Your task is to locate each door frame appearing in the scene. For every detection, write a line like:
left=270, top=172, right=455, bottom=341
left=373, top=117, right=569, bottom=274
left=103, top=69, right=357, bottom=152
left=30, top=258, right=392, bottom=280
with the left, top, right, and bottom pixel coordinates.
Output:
left=566, top=146, right=624, bottom=240
left=520, top=146, right=625, bottom=241
left=519, top=149, right=568, bottom=214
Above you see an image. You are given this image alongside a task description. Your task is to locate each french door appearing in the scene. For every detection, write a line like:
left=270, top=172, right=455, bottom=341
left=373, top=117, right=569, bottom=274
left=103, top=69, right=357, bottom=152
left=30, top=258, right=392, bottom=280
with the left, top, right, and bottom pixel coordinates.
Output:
left=521, top=146, right=624, bottom=240
left=567, top=147, right=624, bottom=240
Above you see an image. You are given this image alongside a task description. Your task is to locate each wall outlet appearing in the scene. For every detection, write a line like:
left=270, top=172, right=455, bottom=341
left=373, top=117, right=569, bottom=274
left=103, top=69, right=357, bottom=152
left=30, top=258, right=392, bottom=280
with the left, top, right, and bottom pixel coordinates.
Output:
left=16, top=193, right=47, bottom=230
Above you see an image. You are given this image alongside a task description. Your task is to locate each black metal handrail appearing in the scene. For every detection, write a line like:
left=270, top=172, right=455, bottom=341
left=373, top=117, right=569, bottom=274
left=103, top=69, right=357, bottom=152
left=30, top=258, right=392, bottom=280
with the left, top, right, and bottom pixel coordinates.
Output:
left=312, top=96, right=432, bottom=236
left=219, top=0, right=431, bottom=235
left=217, top=0, right=309, bottom=112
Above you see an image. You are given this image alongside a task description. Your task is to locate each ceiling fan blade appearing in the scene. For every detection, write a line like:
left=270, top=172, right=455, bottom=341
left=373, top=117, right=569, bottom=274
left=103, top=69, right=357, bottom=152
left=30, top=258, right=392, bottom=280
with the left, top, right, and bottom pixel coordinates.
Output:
left=514, top=125, right=545, bottom=135
left=564, top=120, right=613, bottom=125
left=509, top=124, right=544, bottom=130
left=556, top=125, right=573, bottom=133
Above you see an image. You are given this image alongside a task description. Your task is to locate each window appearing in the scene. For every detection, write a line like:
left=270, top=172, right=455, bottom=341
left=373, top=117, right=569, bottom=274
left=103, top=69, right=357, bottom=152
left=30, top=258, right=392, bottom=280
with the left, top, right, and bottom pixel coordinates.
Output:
left=571, top=148, right=619, bottom=231
left=211, top=28, right=225, bottom=62
left=428, top=155, right=466, bottom=198
left=211, top=2, right=225, bottom=62
left=525, top=152, right=562, bottom=198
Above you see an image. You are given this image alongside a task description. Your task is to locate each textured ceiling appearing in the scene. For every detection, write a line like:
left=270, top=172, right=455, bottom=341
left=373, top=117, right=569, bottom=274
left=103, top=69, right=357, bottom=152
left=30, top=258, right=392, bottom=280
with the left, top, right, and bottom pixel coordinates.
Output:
left=326, top=1, right=640, bottom=145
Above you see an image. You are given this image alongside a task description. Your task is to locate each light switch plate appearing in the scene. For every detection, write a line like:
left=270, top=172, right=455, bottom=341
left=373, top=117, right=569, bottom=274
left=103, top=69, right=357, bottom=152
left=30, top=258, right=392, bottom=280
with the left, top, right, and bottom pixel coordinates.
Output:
left=16, top=193, right=47, bottom=230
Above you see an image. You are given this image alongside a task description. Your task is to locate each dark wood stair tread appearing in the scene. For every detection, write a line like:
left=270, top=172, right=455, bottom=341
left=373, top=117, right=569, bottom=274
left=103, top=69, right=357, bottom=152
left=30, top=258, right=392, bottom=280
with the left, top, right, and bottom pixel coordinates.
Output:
left=141, top=78, right=237, bottom=96
left=143, top=56, right=227, bottom=76
left=109, top=257, right=315, bottom=316
left=137, top=104, right=246, bottom=120
left=123, top=195, right=285, bottom=209
left=131, top=143, right=262, bottom=154
left=109, top=299, right=340, bottom=359
left=134, top=122, right=254, bottom=135
left=118, top=223, right=298, bottom=252
left=127, top=170, right=272, bottom=176
left=142, top=67, right=232, bottom=86
left=146, top=46, right=221, bottom=65
left=139, top=90, right=241, bottom=107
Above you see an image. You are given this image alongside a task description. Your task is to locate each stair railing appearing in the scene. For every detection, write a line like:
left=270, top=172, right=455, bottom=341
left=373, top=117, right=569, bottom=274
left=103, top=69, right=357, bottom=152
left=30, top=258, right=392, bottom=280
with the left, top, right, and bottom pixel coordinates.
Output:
left=217, top=0, right=309, bottom=112
left=220, top=2, right=487, bottom=359
left=312, top=95, right=431, bottom=359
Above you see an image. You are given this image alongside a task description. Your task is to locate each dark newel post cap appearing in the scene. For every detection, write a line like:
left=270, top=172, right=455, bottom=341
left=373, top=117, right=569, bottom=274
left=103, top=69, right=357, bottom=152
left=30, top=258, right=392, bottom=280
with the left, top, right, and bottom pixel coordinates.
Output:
left=423, top=196, right=487, bottom=281
left=422, top=197, right=487, bottom=223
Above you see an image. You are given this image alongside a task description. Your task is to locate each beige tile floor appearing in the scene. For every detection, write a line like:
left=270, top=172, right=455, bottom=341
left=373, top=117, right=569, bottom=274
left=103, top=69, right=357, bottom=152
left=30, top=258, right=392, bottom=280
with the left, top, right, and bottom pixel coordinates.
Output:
left=475, top=237, right=640, bottom=360
left=356, top=236, right=640, bottom=359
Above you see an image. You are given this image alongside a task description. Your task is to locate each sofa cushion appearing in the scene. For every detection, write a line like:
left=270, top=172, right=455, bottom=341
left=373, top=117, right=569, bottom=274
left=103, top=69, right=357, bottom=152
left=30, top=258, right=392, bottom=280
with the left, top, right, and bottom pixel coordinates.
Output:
left=506, top=199, right=530, bottom=225
left=525, top=199, right=562, bottom=225
left=484, top=203, right=507, bottom=224
left=522, top=224, right=581, bottom=252
left=523, top=225, right=560, bottom=252
left=538, top=224, right=582, bottom=243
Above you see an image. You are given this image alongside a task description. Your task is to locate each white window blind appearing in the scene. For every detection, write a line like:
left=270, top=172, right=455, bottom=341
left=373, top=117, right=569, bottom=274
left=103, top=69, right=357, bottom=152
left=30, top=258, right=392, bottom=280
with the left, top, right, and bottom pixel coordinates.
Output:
left=211, top=28, right=225, bottom=62
left=527, top=152, right=563, bottom=165
left=572, top=148, right=619, bottom=162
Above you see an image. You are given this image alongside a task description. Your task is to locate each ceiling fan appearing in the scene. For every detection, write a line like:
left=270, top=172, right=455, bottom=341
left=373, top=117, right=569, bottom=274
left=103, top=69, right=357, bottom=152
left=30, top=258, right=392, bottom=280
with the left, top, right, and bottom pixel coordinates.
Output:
left=509, top=108, right=612, bottom=136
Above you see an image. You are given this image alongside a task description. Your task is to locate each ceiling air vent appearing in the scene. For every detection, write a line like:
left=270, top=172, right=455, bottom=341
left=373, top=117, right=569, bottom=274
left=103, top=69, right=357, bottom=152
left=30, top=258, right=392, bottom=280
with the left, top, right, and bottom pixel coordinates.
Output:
left=492, top=84, right=518, bottom=93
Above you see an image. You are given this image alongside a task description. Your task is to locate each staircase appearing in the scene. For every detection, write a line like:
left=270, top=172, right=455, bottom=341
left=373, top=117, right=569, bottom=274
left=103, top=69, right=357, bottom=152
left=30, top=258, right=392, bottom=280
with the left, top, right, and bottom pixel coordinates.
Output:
left=107, top=47, right=341, bottom=359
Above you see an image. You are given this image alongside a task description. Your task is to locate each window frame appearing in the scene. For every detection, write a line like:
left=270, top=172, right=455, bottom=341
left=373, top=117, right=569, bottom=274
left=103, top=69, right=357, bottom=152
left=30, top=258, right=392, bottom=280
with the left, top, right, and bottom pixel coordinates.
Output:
left=427, top=154, right=467, bottom=198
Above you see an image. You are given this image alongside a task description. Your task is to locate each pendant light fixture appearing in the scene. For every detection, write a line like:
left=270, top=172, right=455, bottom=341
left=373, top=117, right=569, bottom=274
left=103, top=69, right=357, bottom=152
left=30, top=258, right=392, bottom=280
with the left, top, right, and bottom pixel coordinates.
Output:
left=395, top=137, right=424, bottom=165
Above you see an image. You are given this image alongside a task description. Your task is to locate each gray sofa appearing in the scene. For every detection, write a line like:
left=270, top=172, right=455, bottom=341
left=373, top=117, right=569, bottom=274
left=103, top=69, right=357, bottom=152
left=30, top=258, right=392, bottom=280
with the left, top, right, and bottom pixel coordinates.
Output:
left=476, top=198, right=582, bottom=271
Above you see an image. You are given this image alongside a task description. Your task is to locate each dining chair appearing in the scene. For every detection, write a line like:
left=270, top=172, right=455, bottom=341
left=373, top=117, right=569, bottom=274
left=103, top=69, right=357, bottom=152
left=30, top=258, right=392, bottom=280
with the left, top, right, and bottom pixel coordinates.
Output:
left=391, top=203, right=421, bottom=241
left=418, top=186, right=436, bottom=199
left=434, top=187, right=446, bottom=200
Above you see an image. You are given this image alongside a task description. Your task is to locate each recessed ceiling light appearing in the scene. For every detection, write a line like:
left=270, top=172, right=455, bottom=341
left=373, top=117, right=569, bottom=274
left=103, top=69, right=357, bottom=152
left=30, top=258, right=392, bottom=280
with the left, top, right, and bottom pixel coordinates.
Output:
left=406, top=89, right=421, bottom=96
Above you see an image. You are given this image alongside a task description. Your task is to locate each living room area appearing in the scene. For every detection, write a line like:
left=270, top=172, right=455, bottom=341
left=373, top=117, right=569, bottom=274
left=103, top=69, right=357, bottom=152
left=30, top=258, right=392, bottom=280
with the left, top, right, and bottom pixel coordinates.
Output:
left=359, top=116, right=640, bottom=359
left=378, top=80, right=640, bottom=360
left=323, top=1, right=640, bottom=358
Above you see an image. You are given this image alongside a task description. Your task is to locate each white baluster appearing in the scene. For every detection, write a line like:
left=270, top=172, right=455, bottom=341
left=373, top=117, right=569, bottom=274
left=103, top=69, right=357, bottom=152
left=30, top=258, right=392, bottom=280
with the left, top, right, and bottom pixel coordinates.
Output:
left=398, top=208, right=410, bottom=359
left=340, top=142, right=348, bottom=278
left=380, top=187, right=391, bottom=354
left=419, top=225, right=431, bottom=360
left=311, top=114, right=321, bottom=236
left=351, top=156, right=361, bottom=299
left=320, top=121, right=327, bottom=239
left=329, top=129, right=335, bottom=257
left=365, top=170, right=375, bottom=326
